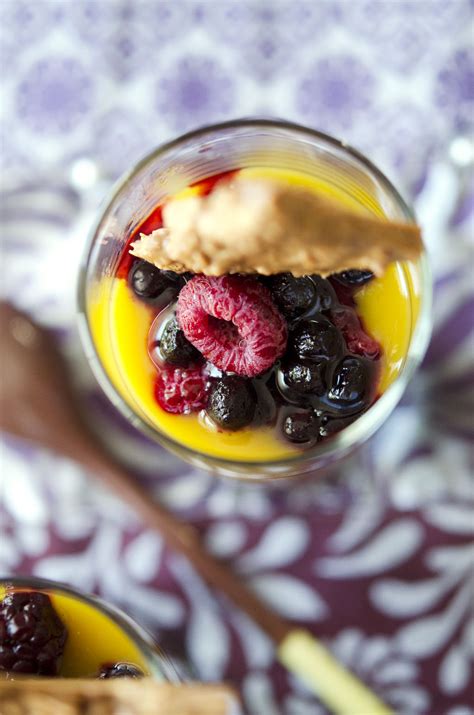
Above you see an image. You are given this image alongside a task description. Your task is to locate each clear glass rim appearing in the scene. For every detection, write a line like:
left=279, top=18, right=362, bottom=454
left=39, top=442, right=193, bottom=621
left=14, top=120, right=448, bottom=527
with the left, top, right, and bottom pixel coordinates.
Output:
left=0, top=576, right=180, bottom=681
left=77, top=118, right=432, bottom=474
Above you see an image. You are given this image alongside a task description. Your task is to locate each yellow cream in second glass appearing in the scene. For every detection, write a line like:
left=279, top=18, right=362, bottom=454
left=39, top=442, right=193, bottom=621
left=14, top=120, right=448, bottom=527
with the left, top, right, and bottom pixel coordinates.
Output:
left=89, top=168, right=419, bottom=462
left=0, top=584, right=148, bottom=677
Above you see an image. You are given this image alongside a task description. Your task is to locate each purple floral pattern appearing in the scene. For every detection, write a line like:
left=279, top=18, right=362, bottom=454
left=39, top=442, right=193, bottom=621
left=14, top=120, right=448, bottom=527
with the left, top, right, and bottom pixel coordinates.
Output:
left=155, top=56, right=235, bottom=131
left=1, top=2, right=473, bottom=713
left=435, top=48, right=474, bottom=130
left=296, top=55, right=376, bottom=134
left=0, top=0, right=471, bottom=181
left=200, top=1, right=336, bottom=81
left=0, top=1, right=55, bottom=65
left=16, top=57, right=93, bottom=134
left=92, top=109, right=154, bottom=177
left=360, top=103, right=440, bottom=192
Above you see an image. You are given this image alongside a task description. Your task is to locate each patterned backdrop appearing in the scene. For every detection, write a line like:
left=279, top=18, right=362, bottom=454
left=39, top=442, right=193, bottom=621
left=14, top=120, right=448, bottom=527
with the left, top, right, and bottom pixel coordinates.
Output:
left=1, top=2, right=473, bottom=714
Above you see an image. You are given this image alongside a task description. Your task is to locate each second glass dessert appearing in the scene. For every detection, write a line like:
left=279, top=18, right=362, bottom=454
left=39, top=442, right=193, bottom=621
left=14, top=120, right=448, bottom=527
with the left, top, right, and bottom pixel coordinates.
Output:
left=0, top=578, right=179, bottom=681
left=78, top=120, right=431, bottom=480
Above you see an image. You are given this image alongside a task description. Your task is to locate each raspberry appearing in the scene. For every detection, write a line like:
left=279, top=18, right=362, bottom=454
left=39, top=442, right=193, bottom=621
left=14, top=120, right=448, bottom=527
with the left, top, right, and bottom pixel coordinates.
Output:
left=155, top=365, right=208, bottom=414
left=97, top=661, right=144, bottom=679
left=330, top=307, right=381, bottom=359
left=176, top=275, right=287, bottom=377
left=330, top=278, right=355, bottom=307
left=0, top=591, right=67, bottom=675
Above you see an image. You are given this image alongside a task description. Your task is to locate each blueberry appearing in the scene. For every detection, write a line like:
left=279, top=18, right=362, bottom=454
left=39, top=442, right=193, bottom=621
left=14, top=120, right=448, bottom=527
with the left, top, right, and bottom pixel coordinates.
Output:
left=291, top=317, right=344, bottom=362
left=252, top=378, right=278, bottom=426
left=319, top=413, right=359, bottom=437
left=309, top=275, right=338, bottom=311
left=281, top=361, right=325, bottom=396
left=267, top=273, right=315, bottom=319
left=160, top=317, right=202, bottom=366
left=129, top=260, right=181, bottom=302
left=328, top=356, right=370, bottom=406
left=98, top=662, right=144, bottom=679
left=207, top=376, right=256, bottom=430
left=333, top=270, right=374, bottom=287
left=282, top=411, right=319, bottom=444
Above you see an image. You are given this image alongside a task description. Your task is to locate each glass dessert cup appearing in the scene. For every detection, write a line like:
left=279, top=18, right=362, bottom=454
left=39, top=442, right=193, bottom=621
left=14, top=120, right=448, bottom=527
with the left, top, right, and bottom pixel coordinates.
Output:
left=78, top=119, right=431, bottom=481
left=0, top=577, right=179, bottom=680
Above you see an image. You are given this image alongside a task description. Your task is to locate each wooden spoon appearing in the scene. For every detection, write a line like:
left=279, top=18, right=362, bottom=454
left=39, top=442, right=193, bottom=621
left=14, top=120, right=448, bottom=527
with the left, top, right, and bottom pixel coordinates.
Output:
left=0, top=302, right=392, bottom=715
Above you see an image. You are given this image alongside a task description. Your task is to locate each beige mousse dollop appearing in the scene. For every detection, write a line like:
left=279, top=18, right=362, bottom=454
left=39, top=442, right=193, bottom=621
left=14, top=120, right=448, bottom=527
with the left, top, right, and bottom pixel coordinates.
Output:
left=130, top=178, right=423, bottom=277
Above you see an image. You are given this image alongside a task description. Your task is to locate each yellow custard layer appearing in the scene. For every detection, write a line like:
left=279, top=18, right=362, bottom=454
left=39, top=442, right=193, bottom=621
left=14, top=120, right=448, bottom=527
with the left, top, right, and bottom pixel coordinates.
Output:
left=88, top=168, right=419, bottom=462
left=0, top=586, right=148, bottom=677
left=52, top=592, right=148, bottom=677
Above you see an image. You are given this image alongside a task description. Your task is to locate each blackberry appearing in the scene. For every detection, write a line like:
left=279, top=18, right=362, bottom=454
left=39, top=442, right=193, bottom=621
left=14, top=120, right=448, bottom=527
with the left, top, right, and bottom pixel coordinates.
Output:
left=207, top=376, right=256, bottom=430
left=291, top=317, right=344, bottom=362
left=266, top=273, right=315, bottom=320
left=0, top=591, right=67, bottom=675
left=333, top=270, right=374, bottom=287
left=129, top=260, right=181, bottom=302
left=97, top=661, right=144, bottom=679
left=282, top=411, right=319, bottom=444
left=281, top=362, right=325, bottom=396
left=160, top=317, right=202, bottom=366
left=328, top=356, right=370, bottom=407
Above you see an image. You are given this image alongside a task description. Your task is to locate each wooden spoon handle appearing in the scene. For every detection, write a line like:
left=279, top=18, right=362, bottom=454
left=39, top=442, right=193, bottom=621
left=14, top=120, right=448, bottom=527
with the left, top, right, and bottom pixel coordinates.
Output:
left=82, top=447, right=290, bottom=645
left=81, top=448, right=394, bottom=715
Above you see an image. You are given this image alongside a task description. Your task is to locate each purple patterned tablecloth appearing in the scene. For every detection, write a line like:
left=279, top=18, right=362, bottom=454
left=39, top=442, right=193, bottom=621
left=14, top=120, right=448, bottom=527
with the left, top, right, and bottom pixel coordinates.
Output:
left=1, top=3, right=473, bottom=714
